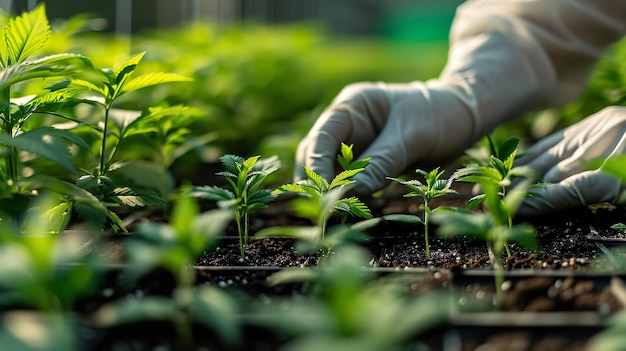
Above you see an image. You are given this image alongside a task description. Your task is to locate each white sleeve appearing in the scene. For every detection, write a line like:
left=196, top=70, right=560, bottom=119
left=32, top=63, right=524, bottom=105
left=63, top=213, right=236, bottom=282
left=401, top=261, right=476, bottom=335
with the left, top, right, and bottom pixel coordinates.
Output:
left=436, top=0, right=626, bottom=140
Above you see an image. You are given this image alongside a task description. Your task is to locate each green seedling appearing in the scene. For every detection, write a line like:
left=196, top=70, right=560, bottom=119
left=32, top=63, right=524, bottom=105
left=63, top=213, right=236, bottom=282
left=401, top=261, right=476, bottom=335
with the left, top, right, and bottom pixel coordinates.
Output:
left=54, top=52, right=190, bottom=219
left=432, top=182, right=538, bottom=302
left=101, top=195, right=239, bottom=349
left=387, top=167, right=457, bottom=260
left=112, top=105, right=216, bottom=199
left=275, top=143, right=372, bottom=239
left=248, top=245, right=450, bottom=351
left=190, top=154, right=281, bottom=257
left=454, top=135, right=540, bottom=256
left=256, top=186, right=378, bottom=256
left=0, top=5, right=90, bottom=192
left=0, top=5, right=118, bottom=227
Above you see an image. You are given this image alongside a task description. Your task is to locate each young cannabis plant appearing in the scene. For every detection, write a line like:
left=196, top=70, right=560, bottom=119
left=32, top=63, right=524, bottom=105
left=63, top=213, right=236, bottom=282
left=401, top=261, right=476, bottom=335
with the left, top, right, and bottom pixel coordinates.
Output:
left=432, top=182, right=538, bottom=301
left=454, top=135, right=539, bottom=256
left=274, top=143, right=372, bottom=239
left=387, top=167, right=456, bottom=260
left=190, top=154, right=281, bottom=257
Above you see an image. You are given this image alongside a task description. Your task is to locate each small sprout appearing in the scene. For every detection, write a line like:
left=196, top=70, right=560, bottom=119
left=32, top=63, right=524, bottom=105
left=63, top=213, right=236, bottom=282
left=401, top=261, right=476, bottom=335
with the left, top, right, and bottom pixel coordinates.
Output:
left=387, top=167, right=457, bottom=260
left=275, top=143, right=372, bottom=240
left=432, top=182, right=538, bottom=301
left=190, top=154, right=281, bottom=257
left=454, top=135, right=540, bottom=256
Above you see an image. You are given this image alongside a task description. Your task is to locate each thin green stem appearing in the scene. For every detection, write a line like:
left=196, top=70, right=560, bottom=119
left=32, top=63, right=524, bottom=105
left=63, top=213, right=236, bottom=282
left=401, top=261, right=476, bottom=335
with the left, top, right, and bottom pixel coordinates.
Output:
left=235, top=210, right=244, bottom=257
left=493, top=245, right=505, bottom=303
left=504, top=215, right=513, bottom=257
left=243, top=211, right=249, bottom=246
left=98, top=106, right=111, bottom=176
left=424, top=201, right=431, bottom=260
left=1, top=87, right=17, bottom=189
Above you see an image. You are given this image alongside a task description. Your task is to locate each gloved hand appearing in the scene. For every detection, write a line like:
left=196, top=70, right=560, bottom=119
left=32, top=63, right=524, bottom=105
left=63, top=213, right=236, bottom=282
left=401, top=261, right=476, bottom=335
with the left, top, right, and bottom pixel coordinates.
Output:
left=294, top=80, right=475, bottom=194
left=516, top=107, right=626, bottom=216
left=294, top=0, right=623, bottom=197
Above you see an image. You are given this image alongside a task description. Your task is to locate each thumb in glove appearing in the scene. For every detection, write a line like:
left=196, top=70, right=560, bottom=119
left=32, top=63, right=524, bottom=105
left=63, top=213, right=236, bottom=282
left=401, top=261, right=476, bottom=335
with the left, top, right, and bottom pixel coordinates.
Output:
left=516, top=106, right=626, bottom=216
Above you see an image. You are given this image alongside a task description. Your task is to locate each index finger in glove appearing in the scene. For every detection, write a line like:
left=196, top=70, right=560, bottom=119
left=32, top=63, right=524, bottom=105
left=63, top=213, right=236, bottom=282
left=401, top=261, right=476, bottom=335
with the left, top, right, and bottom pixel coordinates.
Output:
left=518, top=170, right=624, bottom=216
left=295, top=108, right=353, bottom=183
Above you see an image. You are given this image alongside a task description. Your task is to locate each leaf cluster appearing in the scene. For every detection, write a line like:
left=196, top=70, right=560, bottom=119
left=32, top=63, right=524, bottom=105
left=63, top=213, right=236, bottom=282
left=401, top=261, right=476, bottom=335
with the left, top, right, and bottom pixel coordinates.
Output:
left=388, top=167, right=456, bottom=211
left=276, top=143, right=372, bottom=220
left=193, top=154, right=280, bottom=213
left=454, top=136, right=540, bottom=209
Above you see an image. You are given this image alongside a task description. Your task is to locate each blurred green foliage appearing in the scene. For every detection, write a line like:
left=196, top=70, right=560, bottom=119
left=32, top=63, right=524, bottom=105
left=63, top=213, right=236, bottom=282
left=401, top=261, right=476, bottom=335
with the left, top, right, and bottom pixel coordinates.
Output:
left=10, top=8, right=626, bottom=184
left=34, top=16, right=448, bottom=182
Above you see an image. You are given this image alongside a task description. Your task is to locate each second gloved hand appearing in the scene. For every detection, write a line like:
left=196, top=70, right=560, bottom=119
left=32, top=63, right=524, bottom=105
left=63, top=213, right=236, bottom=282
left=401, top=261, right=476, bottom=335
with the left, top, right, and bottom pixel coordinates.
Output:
left=295, top=80, right=475, bottom=194
left=517, top=106, right=626, bottom=216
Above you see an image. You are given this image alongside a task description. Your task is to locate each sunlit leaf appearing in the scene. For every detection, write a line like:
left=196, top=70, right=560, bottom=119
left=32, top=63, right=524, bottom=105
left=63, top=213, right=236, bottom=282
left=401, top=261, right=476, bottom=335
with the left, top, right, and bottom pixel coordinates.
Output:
left=3, top=4, right=50, bottom=66
left=121, top=72, right=191, bottom=95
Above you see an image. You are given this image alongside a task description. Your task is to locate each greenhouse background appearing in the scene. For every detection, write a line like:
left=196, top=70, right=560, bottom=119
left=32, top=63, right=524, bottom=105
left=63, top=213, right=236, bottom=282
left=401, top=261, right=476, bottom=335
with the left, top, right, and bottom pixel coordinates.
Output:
left=3, top=0, right=462, bottom=40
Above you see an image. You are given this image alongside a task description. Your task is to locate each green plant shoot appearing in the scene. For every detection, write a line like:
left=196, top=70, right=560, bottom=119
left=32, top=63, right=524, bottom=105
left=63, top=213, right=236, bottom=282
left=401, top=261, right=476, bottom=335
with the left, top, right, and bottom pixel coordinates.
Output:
left=190, top=154, right=281, bottom=257
left=387, top=167, right=456, bottom=260
left=454, top=135, right=540, bottom=256
left=275, top=143, right=372, bottom=239
left=432, top=182, right=538, bottom=301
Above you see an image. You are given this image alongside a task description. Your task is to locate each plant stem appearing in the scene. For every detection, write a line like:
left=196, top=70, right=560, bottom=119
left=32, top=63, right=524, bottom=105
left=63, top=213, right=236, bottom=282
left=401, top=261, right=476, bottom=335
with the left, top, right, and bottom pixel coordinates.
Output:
left=98, top=106, right=111, bottom=176
left=243, top=211, right=249, bottom=246
left=504, top=215, right=513, bottom=257
left=236, top=210, right=244, bottom=257
left=1, top=87, right=17, bottom=189
left=424, top=202, right=431, bottom=260
left=493, top=248, right=505, bottom=303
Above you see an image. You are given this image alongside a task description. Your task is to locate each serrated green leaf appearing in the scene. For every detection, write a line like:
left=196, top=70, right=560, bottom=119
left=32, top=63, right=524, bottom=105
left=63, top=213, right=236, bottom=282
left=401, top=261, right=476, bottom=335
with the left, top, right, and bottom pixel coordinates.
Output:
left=3, top=4, right=50, bottom=66
left=219, top=154, right=244, bottom=175
left=275, top=183, right=310, bottom=194
left=121, top=72, right=191, bottom=95
left=242, top=155, right=260, bottom=171
left=0, top=127, right=87, bottom=174
left=0, top=54, right=90, bottom=90
left=190, top=185, right=235, bottom=202
left=114, top=51, right=145, bottom=77
left=111, top=186, right=166, bottom=207
left=334, top=197, right=372, bottom=219
left=247, top=188, right=276, bottom=206
left=304, top=166, right=329, bottom=192
left=329, top=168, right=361, bottom=189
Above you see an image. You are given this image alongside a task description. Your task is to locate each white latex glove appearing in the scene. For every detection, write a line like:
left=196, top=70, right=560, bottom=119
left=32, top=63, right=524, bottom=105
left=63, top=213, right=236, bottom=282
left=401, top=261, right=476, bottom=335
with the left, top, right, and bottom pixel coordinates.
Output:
left=295, top=0, right=624, bottom=195
left=294, top=80, right=475, bottom=194
left=516, top=107, right=626, bottom=216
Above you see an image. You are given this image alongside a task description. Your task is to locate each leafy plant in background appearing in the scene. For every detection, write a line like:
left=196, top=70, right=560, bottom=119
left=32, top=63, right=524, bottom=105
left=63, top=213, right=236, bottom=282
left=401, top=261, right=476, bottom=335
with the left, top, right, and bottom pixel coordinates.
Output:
left=432, top=182, right=538, bottom=301
left=454, top=135, right=539, bottom=256
left=0, top=5, right=133, bottom=232
left=248, top=245, right=450, bottom=351
left=275, top=143, right=372, bottom=239
left=189, top=154, right=281, bottom=257
left=110, top=105, right=216, bottom=199
left=388, top=167, right=457, bottom=260
left=49, top=51, right=191, bottom=223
